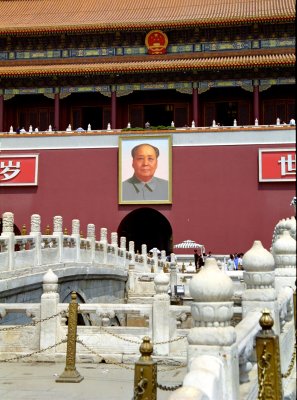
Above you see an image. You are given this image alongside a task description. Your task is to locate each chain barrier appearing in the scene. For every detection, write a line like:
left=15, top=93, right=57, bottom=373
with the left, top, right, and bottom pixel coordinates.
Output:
left=0, top=310, right=66, bottom=332
left=281, top=343, right=296, bottom=379
left=0, top=339, right=67, bottom=363
left=157, top=382, right=183, bottom=391
left=97, top=324, right=187, bottom=346
left=257, top=341, right=270, bottom=400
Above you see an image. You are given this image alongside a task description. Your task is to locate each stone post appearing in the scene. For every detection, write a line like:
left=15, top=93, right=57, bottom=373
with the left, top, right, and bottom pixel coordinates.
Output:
left=99, top=227, right=108, bottom=264
left=30, top=213, right=41, bottom=266
left=119, top=236, right=126, bottom=268
left=111, top=232, right=118, bottom=266
left=71, top=219, right=80, bottom=262
left=272, top=230, right=296, bottom=294
left=153, top=271, right=170, bottom=355
left=187, top=257, right=239, bottom=400
left=141, top=244, right=147, bottom=268
left=53, top=215, right=63, bottom=262
left=87, top=223, right=96, bottom=262
left=40, top=269, right=59, bottom=353
left=129, top=240, right=135, bottom=264
left=170, top=261, right=178, bottom=296
left=241, top=240, right=280, bottom=334
left=1, top=212, right=14, bottom=270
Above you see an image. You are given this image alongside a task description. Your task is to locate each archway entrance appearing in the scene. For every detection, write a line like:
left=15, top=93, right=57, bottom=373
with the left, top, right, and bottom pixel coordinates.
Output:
left=118, top=208, right=172, bottom=255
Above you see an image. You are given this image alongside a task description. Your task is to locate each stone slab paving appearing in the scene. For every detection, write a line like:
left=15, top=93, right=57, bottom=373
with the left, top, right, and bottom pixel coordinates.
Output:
left=0, top=362, right=186, bottom=400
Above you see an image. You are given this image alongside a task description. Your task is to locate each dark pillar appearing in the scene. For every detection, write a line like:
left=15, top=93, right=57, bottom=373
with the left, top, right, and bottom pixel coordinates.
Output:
left=0, top=92, right=4, bottom=133
left=192, top=83, right=199, bottom=127
left=111, top=88, right=117, bottom=129
left=253, top=80, right=259, bottom=123
left=54, top=91, right=60, bottom=131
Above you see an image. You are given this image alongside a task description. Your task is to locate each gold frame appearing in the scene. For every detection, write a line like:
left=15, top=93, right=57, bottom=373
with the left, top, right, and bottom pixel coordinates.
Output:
left=118, top=135, right=172, bottom=204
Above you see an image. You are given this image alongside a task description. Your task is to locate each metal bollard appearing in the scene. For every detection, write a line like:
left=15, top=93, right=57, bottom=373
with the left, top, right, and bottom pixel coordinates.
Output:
left=255, top=309, right=283, bottom=400
left=133, top=336, right=157, bottom=400
left=56, top=291, right=84, bottom=383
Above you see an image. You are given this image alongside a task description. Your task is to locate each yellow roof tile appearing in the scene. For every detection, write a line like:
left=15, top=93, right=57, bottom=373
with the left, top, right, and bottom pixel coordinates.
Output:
left=0, top=53, right=294, bottom=77
left=0, top=0, right=295, bottom=34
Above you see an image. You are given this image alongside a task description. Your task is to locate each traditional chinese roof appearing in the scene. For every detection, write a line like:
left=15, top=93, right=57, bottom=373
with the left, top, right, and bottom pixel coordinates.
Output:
left=0, top=52, right=294, bottom=78
left=0, top=0, right=295, bottom=35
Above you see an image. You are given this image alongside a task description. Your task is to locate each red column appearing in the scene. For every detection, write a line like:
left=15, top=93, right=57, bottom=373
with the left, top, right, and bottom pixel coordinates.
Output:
left=111, top=89, right=116, bottom=129
left=54, top=92, right=60, bottom=131
left=192, top=83, right=199, bottom=127
left=253, top=81, right=259, bottom=123
left=0, top=93, right=4, bottom=133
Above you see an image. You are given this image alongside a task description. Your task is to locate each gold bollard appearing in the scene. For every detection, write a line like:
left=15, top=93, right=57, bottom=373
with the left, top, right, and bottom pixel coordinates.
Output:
left=45, top=224, right=51, bottom=235
left=133, top=337, right=157, bottom=400
left=255, top=309, right=283, bottom=400
left=56, top=292, right=84, bottom=383
left=21, top=224, right=27, bottom=235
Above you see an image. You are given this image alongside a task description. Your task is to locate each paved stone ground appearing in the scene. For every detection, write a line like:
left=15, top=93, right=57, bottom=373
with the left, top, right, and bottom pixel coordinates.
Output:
left=0, top=362, right=186, bottom=400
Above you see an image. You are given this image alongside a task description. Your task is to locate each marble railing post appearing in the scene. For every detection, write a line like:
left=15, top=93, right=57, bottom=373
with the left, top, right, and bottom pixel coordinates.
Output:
left=1, top=212, right=15, bottom=270
left=119, top=236, right=126, bottom=268
left=87, top=223, right=96, bottom=262
left=99, top=228, right=108, bottom=264
left=129, top=240, right=135, bottom=264
left=40, top=269, right=59, bottom=352
left=242, top=240, right=280, bottom=335
left=141, top=244, right=147, bottom=268
left=170, top=261, right=178, bottom=296
left=53, top=215, right=63, bottom=262
left=153, top=271, right=170, bottom=355
left=111, top=232, right=118, bottom=266
left=272, top=230, right=296, bottom=295
left=30, top=213, right=41, bottom=266
left=187, top=258, right=239, bottom=400
left=71, top=219, right=80, bottom=261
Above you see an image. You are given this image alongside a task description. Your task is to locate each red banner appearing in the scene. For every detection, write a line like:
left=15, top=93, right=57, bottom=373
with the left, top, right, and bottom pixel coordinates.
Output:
left=259, top=148, right=296, bottom=182
left=0, top=154, right=38, bottom=186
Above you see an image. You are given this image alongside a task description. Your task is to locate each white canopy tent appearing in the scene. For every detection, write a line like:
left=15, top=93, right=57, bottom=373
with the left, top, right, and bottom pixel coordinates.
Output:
left=173, top=240, right=205, bottom=255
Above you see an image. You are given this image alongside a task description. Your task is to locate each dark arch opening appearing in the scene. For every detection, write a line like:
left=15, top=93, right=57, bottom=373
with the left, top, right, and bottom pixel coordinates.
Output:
left=118, top=208, right=172, bottom=254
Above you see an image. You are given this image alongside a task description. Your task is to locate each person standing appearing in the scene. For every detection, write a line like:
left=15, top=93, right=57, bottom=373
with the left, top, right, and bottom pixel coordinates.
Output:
left=194, top=249, right=199, bottom=271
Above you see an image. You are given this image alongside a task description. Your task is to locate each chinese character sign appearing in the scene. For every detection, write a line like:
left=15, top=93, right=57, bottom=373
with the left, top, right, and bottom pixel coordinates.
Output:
left=259, top=148, right=296, bottom=182
left=0, top=155, right=38, bottom=186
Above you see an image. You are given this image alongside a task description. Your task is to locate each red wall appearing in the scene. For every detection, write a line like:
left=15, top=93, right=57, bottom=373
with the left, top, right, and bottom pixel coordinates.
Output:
left=0, top=144, right=295, bottom=254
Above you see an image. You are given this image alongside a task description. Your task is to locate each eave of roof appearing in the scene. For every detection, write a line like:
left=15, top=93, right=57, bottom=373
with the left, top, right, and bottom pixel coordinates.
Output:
left=0, top=53, right=294, bottom=78
left=0, top=0, right=295, bottom=35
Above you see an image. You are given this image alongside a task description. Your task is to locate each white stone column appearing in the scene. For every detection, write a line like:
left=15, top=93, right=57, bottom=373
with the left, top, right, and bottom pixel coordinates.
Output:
left=141, top=244, right=147, bottom=268
left=128, top=240, right=135, bottom=265
left=241, top=240, right=280, bottom=334
left=119, top=236, right=127, bottom=268
left=30, top=213, right=41, bottom=266
left=99, top=227, right=108, bottom=264
left=272, top=230, right=296, bottom=294
left=71, top=219, right=80, bottom=261
left=153, top=271, right=170, bottom=355
left=187, top=258, right=239, bottom=400
left=111, top=232, right=118, bottom=266
left=1, top=212, right=14, bottom=270
left=40, top=269, right=60, bottom=353
left=170, top=262, right=178, bottom=295
left=87, top=223, right=96, bottom=262
left=53, top=215, right=63, bottom=262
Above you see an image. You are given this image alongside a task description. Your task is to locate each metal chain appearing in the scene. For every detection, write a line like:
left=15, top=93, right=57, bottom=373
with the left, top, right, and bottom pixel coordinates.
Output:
left=257, top=341, right=271, bottom=400
left=77, top=338, right=135, bottom=371
left=0, top=310, right=65, bottom=332
left=281, top=343, right=296, bottom=378
left=157, top=382, right=183, bottom=391
left=97, top=324, right=186, bottom=346
left=0, top=339, right=67, bottom=363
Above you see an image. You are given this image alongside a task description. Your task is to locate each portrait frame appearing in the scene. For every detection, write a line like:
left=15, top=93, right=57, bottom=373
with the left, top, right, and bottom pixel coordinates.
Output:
left=118, top=135, right=172, bottom=204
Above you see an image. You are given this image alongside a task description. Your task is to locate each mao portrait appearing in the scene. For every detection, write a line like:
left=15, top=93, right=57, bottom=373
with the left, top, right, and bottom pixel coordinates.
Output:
left=118, top=136, right=172, bottom=204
